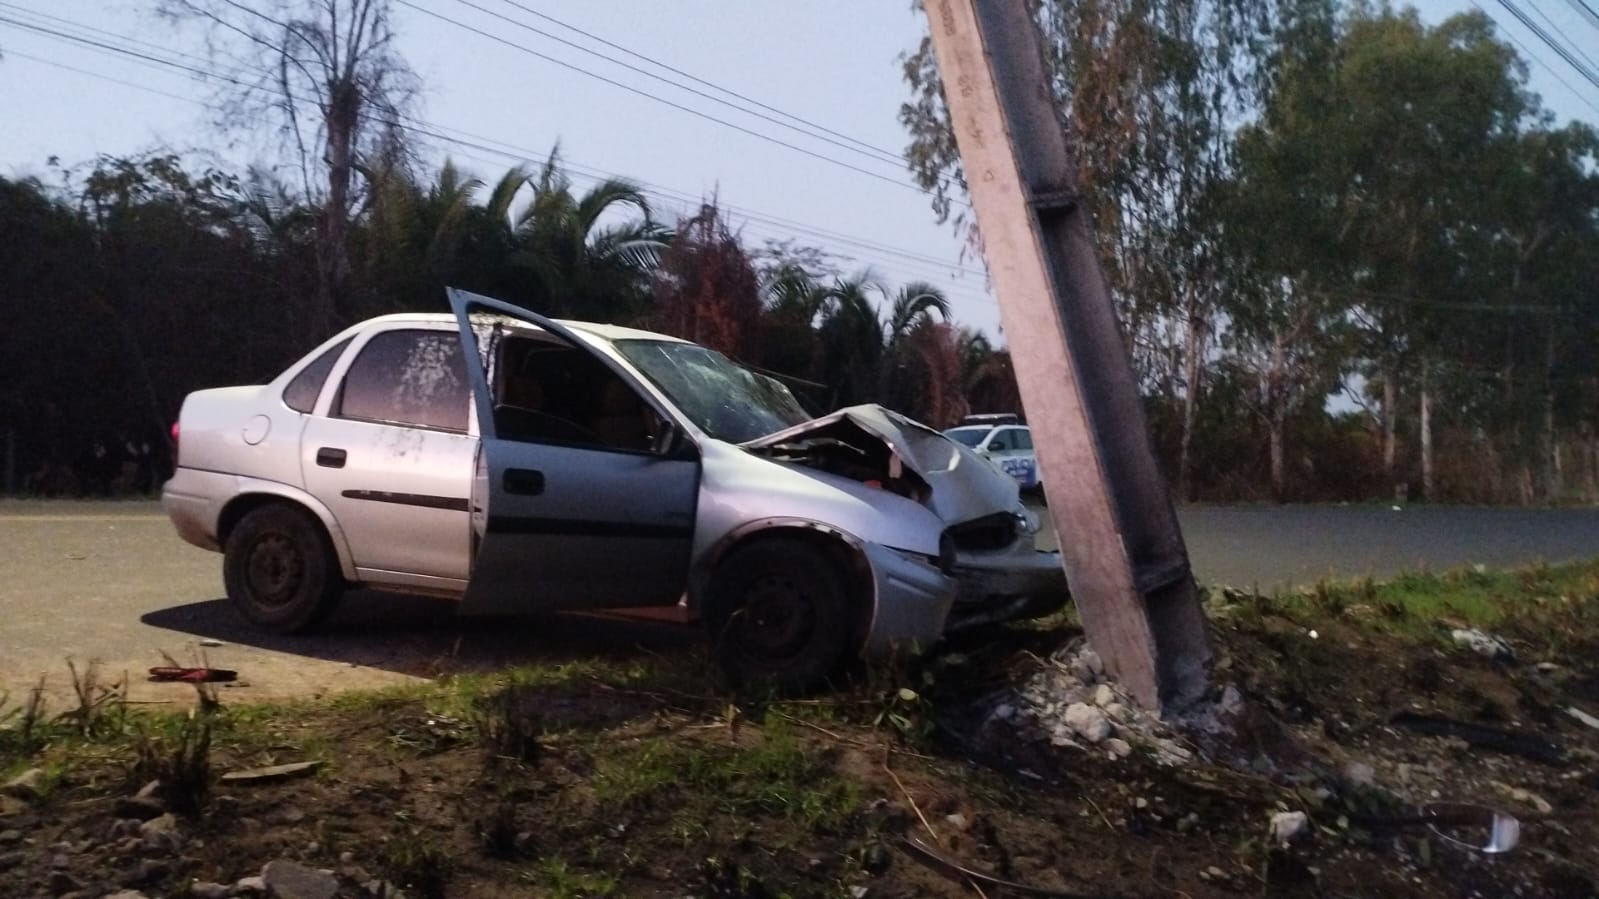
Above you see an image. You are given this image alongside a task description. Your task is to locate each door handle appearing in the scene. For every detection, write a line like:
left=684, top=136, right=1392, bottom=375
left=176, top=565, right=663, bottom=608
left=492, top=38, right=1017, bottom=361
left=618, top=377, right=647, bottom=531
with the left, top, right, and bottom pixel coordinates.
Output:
left=316, top=447, right=347, bottom=469
left=503, top=468, right=544, bottom=495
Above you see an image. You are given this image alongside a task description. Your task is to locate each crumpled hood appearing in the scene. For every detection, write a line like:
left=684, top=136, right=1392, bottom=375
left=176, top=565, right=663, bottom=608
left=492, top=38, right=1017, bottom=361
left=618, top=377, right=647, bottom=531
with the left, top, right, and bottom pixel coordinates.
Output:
left=744, top=404, right=1021, bottom=524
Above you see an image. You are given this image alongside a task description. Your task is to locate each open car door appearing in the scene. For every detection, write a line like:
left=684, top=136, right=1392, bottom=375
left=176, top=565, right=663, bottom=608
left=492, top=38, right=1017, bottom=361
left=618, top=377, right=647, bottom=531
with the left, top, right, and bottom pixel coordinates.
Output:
left=448, top=288, right=700, bottom=615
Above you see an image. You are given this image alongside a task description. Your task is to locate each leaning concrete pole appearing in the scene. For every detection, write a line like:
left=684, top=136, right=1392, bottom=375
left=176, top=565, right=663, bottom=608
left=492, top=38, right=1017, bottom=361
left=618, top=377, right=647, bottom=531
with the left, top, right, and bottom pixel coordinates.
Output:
left=923, top=0, right=1211, bottom=711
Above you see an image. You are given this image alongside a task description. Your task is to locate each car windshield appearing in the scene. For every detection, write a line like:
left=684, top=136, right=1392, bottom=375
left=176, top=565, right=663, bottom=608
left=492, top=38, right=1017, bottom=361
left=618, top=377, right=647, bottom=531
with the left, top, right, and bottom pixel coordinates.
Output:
left=614, top=339, right=811, bottom=444
left=944, top=427, right=989, bottom=448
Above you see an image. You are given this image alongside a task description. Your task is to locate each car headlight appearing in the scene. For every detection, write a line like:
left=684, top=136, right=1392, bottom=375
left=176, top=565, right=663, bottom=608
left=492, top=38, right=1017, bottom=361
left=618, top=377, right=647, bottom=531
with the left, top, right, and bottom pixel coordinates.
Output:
left=1013, top=507, right=1040, bottom=537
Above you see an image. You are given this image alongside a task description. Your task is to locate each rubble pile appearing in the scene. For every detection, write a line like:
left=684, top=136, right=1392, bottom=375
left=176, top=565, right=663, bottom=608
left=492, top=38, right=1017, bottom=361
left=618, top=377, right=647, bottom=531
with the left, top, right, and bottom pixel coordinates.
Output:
left=980, top=637, right=1226, bottom=766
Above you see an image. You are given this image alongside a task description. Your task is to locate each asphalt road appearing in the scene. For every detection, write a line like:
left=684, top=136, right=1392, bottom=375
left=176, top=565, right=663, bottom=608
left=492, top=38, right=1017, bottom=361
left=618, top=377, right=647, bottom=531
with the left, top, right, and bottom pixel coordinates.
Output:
left=5, top=499, right=1599, bottom=707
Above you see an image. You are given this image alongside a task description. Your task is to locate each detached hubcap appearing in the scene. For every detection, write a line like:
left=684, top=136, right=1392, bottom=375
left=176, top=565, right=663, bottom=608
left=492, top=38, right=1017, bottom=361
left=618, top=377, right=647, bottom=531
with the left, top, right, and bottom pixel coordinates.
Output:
left=246, top=533, right=304, bottom=607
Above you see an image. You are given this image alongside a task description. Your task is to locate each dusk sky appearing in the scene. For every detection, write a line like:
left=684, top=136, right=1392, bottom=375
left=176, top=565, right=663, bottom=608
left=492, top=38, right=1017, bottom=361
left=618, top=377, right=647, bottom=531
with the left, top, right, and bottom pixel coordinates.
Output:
left=1, top=0, right=1595, bottom=343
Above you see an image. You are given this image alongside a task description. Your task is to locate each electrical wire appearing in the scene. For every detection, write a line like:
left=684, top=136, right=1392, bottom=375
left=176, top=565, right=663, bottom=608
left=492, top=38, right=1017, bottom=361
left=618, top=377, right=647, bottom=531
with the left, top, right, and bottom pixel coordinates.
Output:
left=494, top=0, right=908, bottom=163
left=0, top=13, right=996, bottom=312
left=391, top=0, right=946, bottom=202
left=1494, top=0, right=1599, bottom=91
left=1526, top=0, right=1599, bottom=78
left=1471, top=0, right=1599, bottom=118
left=448, top=0, right=908, bottom=169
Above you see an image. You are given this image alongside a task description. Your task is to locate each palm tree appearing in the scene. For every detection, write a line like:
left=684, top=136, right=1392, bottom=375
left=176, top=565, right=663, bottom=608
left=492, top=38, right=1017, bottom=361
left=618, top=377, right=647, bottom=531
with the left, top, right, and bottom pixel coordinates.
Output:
left=814, top=272, right=889, bottom=406
left=498, top=147, right=671, bottom=322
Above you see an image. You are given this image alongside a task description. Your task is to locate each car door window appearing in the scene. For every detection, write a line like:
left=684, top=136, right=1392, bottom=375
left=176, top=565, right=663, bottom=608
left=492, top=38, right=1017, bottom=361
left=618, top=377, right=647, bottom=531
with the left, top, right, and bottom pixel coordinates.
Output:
left=282, top=337, right=352, bottom=413
left=479, top=324, right=661, bottom=454
left=987, top=429, right=1015, bottom=452
left=1013, top=428, right=1034, bottom=450
left=335, top=330, right=470, bottom=432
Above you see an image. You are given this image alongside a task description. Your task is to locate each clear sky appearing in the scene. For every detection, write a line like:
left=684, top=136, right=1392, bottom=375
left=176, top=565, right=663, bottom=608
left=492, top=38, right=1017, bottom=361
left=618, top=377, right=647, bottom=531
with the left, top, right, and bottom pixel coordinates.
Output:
left=0, top=0, right=1595, bottom=344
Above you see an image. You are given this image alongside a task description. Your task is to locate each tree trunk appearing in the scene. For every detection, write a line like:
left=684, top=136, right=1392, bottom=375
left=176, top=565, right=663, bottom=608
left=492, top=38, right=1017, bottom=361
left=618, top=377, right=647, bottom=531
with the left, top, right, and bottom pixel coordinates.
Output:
left=1541, top=327, right=1558, bottom=503
left=1381, top=369, right=1397, bottom=489
left=1176, top=311, right=1204, bottom=502
left=1420, top=363, right=1434, bottom=503
left=1269, top=337, right=1287, bottom=503
left=315, top=79, right=361, bottom=335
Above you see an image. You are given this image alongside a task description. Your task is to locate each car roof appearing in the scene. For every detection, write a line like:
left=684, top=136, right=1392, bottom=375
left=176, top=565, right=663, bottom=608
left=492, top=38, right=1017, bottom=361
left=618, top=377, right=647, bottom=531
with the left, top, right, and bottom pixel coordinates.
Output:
left=357, top=312, right=689, bottom=345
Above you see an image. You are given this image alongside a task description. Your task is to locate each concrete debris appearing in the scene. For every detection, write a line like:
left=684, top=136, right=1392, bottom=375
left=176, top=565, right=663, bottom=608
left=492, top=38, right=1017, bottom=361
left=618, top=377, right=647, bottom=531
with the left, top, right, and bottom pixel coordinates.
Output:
left=1567, top=706, right=1599, bottom=732
left=1451, top=628, right=1514, bottom=661
left=1064, top=703, right=1111, bottom=743
left=996, top=638, right=1203, bottom=766
left=1342, top=761, right=1376, bottom=789
left=260, top=859, right=339, bottom=899
left=1270, top=810, right=1310, bottom=847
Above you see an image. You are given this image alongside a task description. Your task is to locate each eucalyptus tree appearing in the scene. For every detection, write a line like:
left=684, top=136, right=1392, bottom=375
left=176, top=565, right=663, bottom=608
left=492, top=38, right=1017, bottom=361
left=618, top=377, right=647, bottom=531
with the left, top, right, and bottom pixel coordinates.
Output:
left=900, top=0, right=1275, bottom=498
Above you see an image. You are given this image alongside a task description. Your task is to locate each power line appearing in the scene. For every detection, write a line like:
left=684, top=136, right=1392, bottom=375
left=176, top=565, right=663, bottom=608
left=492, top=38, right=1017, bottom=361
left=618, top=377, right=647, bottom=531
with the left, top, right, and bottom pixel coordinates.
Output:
left=446, top=0, right=907, bottom=169
left=0, top=46, right=207, bottom=108
left=389, top=0, right=948, bottom=203
left=493, top=0, right=908, bottom=164
left=1566, top=0, right=1599, bottom=32
left=1471, top=0, right=1599, bottom=118
left=0, top=13, right=993, bottom=304
left=1527, top=0, right=1599, bottom=82
left=1494, top=0, right=1599, bottom=92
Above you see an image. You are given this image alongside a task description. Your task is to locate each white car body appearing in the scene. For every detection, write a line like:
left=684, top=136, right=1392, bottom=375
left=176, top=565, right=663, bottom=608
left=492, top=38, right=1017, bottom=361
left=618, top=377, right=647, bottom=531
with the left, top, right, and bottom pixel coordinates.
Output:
left=943, top=423, right=1041, bottom=491
left=163, top=290, right=1067, bottom=676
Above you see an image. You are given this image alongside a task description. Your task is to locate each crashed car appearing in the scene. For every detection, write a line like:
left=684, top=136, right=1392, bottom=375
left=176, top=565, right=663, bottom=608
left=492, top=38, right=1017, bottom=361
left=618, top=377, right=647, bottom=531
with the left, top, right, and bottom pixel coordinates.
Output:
left=162, top=289, right=1067, bottom=688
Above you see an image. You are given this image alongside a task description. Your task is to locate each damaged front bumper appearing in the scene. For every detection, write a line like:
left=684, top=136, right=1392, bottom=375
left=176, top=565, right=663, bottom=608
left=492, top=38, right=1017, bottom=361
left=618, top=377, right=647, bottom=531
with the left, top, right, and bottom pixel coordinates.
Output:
left=858, top=539, right=1069, bottom=655
left=946, top=544, right=1070, bottom=632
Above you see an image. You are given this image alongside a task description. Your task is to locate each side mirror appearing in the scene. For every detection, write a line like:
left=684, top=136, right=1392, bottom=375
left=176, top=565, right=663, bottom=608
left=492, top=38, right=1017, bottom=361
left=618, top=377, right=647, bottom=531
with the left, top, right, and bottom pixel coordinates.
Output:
left=652, top=423, right=696, bottom=460
left=987, top=440, right=1005, bottom=452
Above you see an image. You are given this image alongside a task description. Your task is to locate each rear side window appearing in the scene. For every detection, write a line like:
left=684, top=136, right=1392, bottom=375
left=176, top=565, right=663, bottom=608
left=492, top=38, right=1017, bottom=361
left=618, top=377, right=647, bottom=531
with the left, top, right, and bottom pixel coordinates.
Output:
left=336, top=330, right=470, bottom=432
left=1012, top=429, right=1034, bottom=450
left=282, top=337, right=352, bottom=413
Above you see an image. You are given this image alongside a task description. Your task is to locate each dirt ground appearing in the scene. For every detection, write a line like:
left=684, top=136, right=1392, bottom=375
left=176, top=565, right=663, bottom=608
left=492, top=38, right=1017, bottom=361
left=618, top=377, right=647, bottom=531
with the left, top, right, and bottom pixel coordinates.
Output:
left=5, top=562, right=1599, bottom=899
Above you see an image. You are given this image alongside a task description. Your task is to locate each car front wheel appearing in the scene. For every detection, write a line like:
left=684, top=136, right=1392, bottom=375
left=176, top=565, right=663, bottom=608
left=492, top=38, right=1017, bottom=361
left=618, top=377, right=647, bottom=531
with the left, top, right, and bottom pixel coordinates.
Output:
left=706, top=538, right=854, bottom=694
left=223, top=503, right=343, bottom=633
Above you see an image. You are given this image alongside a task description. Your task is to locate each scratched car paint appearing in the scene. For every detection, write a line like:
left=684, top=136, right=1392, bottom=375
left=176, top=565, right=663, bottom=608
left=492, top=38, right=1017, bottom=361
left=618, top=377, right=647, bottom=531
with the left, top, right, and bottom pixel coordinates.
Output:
left=163, top=289, right=1068, bottom=689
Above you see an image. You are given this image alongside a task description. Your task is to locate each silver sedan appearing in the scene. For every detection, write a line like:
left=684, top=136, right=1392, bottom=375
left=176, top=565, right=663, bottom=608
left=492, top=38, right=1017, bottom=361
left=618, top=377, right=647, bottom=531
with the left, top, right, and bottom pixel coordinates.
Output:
left=163, top=289, right=1067, bottom=690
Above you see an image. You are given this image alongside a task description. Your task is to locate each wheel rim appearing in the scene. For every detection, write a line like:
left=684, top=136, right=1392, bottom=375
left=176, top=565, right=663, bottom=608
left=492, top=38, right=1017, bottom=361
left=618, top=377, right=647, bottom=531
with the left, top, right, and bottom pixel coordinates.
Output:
left=244, top=531, right=305, bottom=608
left=733, top=573, right=818, bottom=663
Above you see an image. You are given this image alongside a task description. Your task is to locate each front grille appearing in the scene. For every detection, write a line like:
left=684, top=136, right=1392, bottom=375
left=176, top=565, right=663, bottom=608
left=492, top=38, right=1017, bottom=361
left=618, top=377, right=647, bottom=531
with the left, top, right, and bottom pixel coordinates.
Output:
left=944, top=512, right=1018, bottom=553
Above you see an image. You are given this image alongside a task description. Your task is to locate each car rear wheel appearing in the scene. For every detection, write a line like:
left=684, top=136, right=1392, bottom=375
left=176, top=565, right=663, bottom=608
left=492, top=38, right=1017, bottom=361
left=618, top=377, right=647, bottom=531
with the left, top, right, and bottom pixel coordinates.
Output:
left=223, top=504, right=343, bottom=633
left=705, top=538, right=854, bottom=694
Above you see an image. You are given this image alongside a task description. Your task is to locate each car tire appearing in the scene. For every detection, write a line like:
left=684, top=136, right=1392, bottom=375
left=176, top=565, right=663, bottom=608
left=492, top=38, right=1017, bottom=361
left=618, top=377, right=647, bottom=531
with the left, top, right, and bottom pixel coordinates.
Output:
left=223, top=503, right=343, bottom=634
left=705, top=538, right=853, bottom=694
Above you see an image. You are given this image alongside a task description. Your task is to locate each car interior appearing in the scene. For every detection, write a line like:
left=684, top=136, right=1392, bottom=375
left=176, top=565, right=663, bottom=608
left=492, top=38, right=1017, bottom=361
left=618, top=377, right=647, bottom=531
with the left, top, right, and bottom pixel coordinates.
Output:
left=491, top=335, right=661, bottom=453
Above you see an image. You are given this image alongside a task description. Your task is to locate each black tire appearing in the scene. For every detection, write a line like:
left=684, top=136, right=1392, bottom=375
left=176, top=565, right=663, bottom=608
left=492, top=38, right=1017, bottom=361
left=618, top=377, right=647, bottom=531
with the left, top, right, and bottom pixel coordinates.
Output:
left=705, top=538, right=854, bottom=694
left=223, top=503, right=343, bottom=633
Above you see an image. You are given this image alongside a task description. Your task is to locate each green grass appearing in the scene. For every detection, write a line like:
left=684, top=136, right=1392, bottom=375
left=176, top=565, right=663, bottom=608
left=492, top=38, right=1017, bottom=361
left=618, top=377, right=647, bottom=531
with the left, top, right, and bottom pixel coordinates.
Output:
left=1213, top=557, right=1599, bottom=649
left=527, top=857, right=622, bottom=899
left=591, top=718, right=861, bottom=835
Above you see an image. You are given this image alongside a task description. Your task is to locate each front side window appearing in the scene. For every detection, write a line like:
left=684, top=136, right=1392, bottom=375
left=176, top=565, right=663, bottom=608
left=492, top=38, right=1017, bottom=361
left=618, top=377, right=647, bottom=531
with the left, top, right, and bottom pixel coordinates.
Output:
left=282, top=337, right=352, bottom=413
left=336, top=330, right=469, bottom=432
left=987, top=430, right=1016, bottom=452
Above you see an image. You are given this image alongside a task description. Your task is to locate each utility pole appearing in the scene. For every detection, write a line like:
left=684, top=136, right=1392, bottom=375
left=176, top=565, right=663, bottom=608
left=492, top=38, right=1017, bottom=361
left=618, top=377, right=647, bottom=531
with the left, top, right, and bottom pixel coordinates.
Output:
left=923, top=0, right=1211, bottom=712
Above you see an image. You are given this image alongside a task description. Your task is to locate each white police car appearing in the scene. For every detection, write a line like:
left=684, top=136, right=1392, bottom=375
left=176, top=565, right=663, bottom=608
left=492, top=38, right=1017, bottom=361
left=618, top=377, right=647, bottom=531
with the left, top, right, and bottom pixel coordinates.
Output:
left=943, top=415, right=1040, bottom=491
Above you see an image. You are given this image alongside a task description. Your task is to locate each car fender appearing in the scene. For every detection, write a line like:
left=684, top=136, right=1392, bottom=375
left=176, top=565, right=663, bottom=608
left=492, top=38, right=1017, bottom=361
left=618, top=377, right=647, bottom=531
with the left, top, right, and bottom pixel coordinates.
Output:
left=690, top=516, right=878, bottom=646
left=220, top=477, right=359, bottom=582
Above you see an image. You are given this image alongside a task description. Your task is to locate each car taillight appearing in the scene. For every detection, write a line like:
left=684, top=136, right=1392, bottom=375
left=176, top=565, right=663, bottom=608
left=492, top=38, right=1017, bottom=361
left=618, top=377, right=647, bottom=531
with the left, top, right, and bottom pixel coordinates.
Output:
left=170, top=421, right=180, bottom=459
